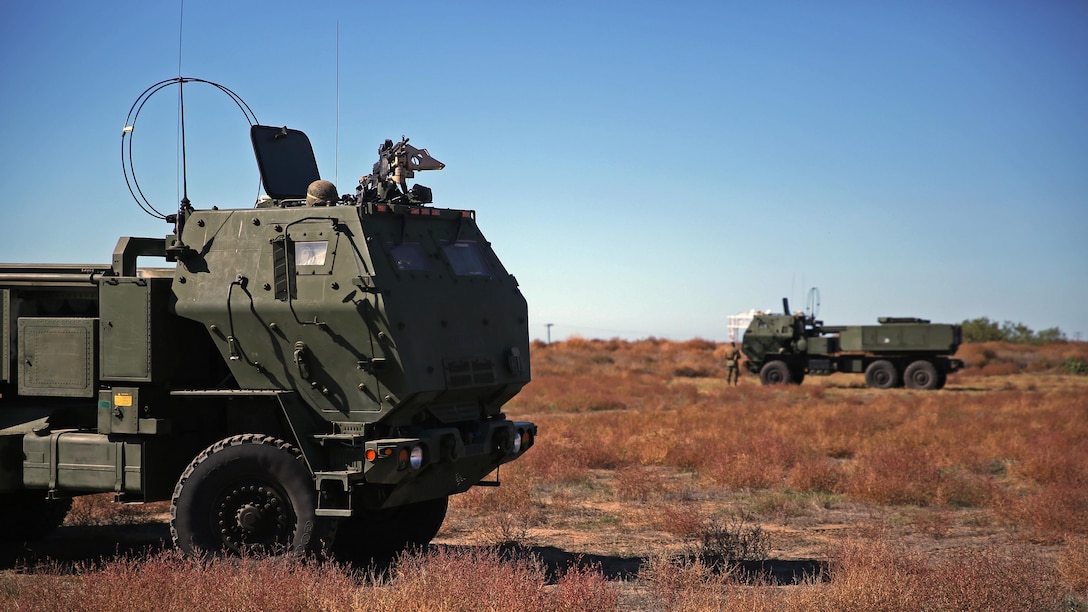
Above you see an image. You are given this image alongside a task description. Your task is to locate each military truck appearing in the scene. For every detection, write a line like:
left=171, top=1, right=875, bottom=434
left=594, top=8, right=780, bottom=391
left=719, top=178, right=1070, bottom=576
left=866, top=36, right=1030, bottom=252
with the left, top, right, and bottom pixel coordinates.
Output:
left=0, top=81, right=536, bottom=558
left=741, top=299, right=963, bottom=390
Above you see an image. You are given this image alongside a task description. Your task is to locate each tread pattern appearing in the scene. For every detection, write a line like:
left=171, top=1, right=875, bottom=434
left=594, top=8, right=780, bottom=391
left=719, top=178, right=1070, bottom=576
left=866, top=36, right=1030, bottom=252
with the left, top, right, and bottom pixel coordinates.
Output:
left=169, top=434, right=303, bottom=550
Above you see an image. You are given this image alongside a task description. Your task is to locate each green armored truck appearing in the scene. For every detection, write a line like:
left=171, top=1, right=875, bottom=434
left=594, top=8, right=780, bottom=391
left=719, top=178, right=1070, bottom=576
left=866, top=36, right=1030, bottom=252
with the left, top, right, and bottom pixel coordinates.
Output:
left=0, top=84, right=536, bottom=558
left=742, top=299, right=963, bottom=390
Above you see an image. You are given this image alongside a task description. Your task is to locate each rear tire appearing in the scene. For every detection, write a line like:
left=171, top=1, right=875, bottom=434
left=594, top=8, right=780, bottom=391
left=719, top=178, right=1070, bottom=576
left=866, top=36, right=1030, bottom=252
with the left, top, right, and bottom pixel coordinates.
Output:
left=864, top=360, right=899, bottom=389
left=904, top=360, right=939, bottom=390
left=759, top=361, right=794, bottom=385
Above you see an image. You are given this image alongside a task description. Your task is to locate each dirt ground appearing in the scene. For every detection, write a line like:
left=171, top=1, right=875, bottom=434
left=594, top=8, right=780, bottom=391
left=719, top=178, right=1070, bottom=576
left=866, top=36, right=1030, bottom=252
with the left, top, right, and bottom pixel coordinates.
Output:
left=1, top=372, right=1084, bottom=609
left=0, top=475, right=1057, bottom=609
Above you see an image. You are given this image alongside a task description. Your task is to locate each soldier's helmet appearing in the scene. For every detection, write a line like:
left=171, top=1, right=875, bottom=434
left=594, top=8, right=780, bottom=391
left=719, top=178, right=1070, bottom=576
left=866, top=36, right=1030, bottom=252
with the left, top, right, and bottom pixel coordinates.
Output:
left=306, top=179, right=338, bottom=206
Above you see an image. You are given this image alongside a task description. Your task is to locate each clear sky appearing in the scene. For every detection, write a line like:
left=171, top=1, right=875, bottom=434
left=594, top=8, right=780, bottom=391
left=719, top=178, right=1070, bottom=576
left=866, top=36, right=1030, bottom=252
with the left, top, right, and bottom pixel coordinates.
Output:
left=2, top=1, right=1086, bottom=342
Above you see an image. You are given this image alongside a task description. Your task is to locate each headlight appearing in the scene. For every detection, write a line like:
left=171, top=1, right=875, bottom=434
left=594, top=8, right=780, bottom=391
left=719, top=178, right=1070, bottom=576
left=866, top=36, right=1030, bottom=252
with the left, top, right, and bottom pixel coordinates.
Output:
left=409, top=445, right=424, bottom=470
left=512, top=431, right=523, bottom=454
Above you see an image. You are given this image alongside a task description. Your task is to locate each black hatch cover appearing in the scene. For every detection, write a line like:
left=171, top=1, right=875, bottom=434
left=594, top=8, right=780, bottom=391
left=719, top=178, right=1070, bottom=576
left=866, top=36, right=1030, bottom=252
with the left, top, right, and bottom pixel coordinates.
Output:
left=250, top=125, right=320, bottom=200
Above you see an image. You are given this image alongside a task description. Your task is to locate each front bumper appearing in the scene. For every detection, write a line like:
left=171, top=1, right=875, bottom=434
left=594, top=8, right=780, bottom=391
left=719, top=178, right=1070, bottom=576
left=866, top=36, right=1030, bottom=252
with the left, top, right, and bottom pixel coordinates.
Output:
left=314, top=418, right=537, bottom=516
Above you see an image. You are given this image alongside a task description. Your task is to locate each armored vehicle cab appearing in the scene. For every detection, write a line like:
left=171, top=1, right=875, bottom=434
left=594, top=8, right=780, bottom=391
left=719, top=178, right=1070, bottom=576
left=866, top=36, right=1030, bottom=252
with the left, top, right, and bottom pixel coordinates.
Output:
left=0, top=100, right=536, bottom=559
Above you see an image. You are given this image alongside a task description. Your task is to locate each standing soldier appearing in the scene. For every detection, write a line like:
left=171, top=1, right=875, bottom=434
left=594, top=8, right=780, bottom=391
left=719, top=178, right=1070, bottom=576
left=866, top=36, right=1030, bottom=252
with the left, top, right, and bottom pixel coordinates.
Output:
left=726, top=342, right=742, bottom=386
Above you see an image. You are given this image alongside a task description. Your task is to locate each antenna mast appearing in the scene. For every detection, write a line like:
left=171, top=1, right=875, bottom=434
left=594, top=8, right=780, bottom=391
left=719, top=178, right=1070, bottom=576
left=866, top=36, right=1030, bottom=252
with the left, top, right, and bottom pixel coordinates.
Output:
left=173, top=0, right=192, bottom=256
left=177, top=0, right=189, bottom=213
left=335, top=20, right=340, bottom=189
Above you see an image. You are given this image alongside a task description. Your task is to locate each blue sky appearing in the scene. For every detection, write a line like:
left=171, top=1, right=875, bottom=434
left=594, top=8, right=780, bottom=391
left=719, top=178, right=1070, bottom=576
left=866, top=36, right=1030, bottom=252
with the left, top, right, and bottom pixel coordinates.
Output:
left=2, top=1, right=1086, bottom=342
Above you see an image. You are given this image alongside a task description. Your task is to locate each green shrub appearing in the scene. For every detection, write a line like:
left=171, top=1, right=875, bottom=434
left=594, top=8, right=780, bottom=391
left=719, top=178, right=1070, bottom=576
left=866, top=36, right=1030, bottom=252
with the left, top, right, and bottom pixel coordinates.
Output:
left=1063, top=357, right=1088, bottom=376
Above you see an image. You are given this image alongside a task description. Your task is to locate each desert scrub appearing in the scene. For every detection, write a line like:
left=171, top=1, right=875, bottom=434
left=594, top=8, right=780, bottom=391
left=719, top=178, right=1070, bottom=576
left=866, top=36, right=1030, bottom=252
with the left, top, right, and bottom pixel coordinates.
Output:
left=642, top=536, right=1066, bottom=611
left=0, top=547, right=618, bottom=612
left=64, top=494, right=169, bottom=526
left=1064, top=357, right=1088, bottom=375
left=683, top=516, right=768, bottom=568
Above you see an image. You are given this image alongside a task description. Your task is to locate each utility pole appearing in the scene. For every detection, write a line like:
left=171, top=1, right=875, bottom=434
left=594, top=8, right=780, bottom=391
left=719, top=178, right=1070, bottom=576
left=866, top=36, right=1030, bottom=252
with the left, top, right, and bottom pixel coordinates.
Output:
left=546, top=323, right=554, bottom=344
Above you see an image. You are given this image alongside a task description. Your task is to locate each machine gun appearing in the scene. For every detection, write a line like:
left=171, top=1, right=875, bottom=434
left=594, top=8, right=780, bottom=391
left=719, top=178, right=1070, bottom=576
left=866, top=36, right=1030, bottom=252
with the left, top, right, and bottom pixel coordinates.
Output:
left=357, top=137, right=445, bottom=205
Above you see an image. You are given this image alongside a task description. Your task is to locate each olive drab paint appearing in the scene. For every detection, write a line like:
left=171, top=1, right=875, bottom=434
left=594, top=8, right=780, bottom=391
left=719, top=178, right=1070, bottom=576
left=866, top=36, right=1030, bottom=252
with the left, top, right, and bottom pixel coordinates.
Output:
left=0, top=117, right=537, bottom=555
left=741, top=298, right=963, bottom=390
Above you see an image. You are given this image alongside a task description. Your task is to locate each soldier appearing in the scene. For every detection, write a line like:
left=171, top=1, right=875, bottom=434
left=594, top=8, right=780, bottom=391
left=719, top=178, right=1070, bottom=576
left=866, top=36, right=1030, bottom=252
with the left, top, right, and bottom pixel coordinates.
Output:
left=726, top=342, right=742, bottom=386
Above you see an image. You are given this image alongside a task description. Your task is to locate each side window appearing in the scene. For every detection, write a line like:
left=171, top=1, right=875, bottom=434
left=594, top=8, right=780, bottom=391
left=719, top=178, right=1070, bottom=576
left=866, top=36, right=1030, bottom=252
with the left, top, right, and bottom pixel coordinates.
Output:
left=288, top=221, right=338, bottom=276
left=442, top=241, right=492, bottom=276
left=295, top=241, right=328, bottom=267
left=387, top=242, right=432, bottom=272
left=271, top=228, right=338, bottom=301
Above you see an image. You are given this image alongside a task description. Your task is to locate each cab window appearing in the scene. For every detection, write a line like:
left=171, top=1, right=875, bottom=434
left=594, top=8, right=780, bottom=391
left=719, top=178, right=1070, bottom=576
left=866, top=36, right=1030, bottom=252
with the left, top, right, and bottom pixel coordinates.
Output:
left=388, top=242, right=432, bottom=272
left=295, top=241, right=328, bottom=266
left=442, top=241, right=492, bottom=276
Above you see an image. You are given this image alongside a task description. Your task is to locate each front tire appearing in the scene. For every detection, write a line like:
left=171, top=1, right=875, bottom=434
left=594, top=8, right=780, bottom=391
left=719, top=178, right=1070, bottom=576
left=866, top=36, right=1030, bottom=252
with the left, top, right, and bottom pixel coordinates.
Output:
left=904, top=360, right=939, bottom=390
left=170, top=434, right=331, bottom=557
left=864, top=360, right=899, bottom=389
left=759, top=361, right=794, bottom=385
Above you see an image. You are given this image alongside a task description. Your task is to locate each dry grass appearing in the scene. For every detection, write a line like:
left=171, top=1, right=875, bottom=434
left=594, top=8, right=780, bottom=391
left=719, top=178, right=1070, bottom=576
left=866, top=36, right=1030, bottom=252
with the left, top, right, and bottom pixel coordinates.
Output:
left=0, top=547, right=618, bottom=612
left=6, top=338, right=1088, bottom=610
left=515, top=339, right=1088, bottom=536
left=63, top=495, right=169, bottom=527
left=494, top=338, right=1088, bottom=607
left=1060, top=536, right=1088, bottom=597
left=956, top=341, right=1088, bottom=376
left=642, top=536, right=1065, bottom=611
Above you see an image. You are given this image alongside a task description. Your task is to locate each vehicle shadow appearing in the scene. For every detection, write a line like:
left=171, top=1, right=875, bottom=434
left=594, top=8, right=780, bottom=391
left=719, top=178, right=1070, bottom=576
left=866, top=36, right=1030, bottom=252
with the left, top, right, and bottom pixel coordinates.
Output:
left=0, top=523, right=172, bottom=569
left=422, top=544, right=827, bottom=586
left=2, top=529, right=825, bottom=587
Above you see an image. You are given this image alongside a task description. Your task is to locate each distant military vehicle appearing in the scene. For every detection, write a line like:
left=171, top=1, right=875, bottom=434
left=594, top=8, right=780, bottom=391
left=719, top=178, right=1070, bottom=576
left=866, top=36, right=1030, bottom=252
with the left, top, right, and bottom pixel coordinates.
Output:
left=741, top=298, right=963, bottom=390
left=0, top=78, right=536, bottom=558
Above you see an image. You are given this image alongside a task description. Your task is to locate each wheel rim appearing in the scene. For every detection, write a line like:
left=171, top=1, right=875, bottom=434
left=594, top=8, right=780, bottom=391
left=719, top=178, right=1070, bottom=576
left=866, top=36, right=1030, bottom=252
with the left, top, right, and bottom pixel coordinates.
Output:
left=763, top=363, right=787, bottom=384
left=213, top=481, right=295, bottom=553
left=868, top=361, right=897, bottom=388
left=903, top=361, right=938, bottom=390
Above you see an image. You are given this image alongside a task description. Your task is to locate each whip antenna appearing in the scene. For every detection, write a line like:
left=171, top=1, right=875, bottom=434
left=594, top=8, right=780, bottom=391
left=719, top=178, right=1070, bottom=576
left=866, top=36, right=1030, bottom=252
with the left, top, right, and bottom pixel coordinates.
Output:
left=335, top=19, right=340, bottom=188
left=177, top=0, right=188, bottom=212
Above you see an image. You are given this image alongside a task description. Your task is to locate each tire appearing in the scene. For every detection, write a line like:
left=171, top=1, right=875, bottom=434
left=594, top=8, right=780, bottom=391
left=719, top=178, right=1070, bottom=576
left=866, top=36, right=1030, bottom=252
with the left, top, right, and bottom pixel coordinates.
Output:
left=759, top=361, right=794, bottom=385
left=0, top=492, right=72, bottom=541
left=935, top=369, right=948, bottom=390
left=332, top=496, right=448, bottom=562
left=170, top=434, right=332, bottom=557
left=864, top=360, right=899, bottom=389
left=904, top=360, right=939, bottom=390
